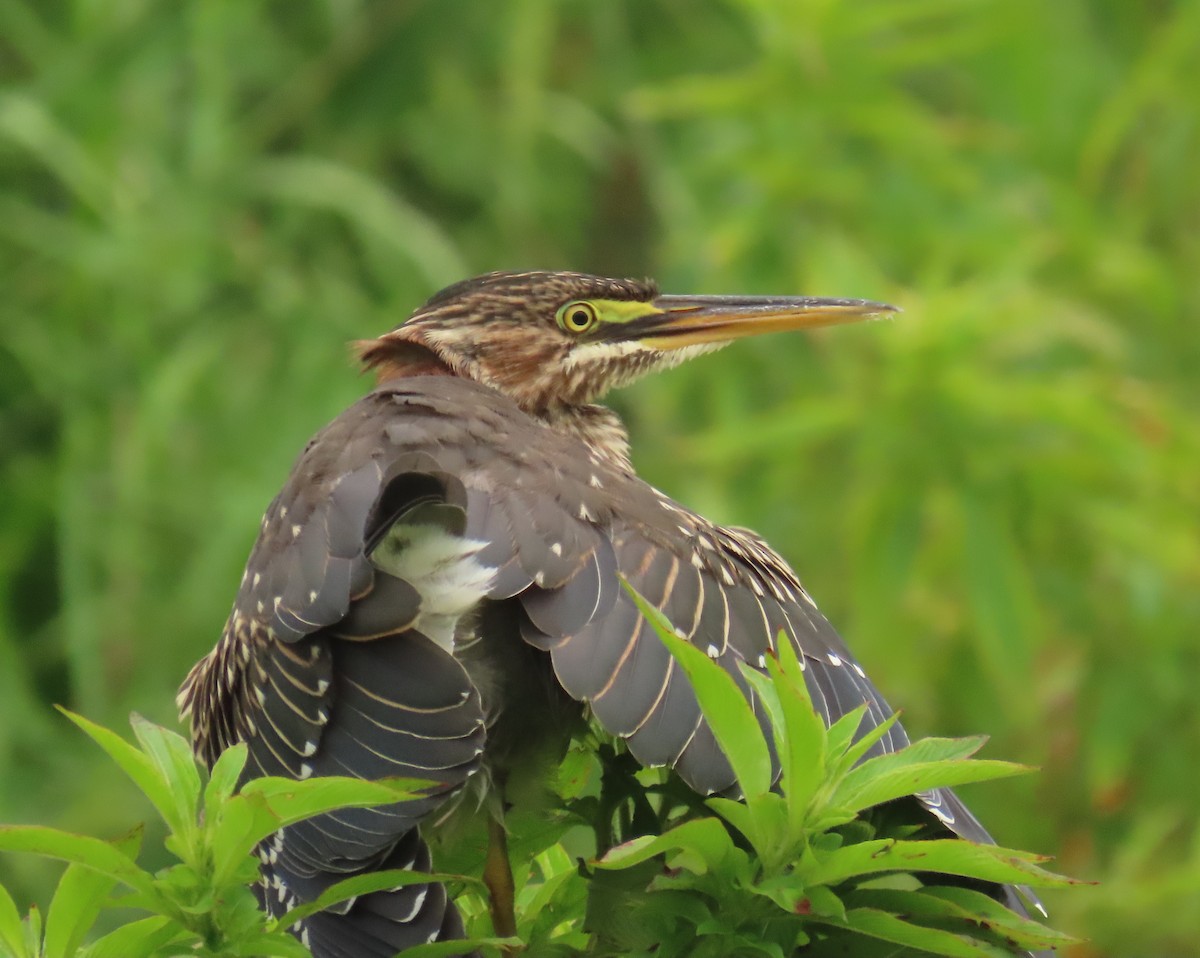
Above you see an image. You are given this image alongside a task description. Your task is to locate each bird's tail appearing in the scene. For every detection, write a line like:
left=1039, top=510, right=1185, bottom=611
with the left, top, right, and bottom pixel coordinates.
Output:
left=258, top=827, right=479, bottom=958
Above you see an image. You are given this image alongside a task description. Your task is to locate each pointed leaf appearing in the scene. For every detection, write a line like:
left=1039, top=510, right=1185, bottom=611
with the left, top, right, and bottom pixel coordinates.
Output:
left=239, top=774, right=433, bottom=827
left=0, top=826, right=156, bottom=896
left=848, top=887, right=1079, bottom=950
left=58, top=710, right=180, bottom=835
left=81, top=917, right=182, bottom=958
left=823, top=705, right=869, bottom=764
left=130, top=714, right=201, bottom=842
left=223, top=930, right=313, bottom=957
left=806, top=838, right=1080, bottom=888
left=204, top=743, right=248, bottom=825
left=763, top=640, right=830, bottom=825
left=625, top=580, right=773, bottom=799
left=390, top=937, right=523, bottom=957
left=820, top=907, right=1017, bottom=957
left=210, top=776, right=433, bottom=885
left=0, top=884, right=29, bottom=958
left=833, top=737, right=1031, bottom=813
left=834, top=710, right=901, bottom=771
left=595, top=818, right=738, bottom=875
left=275, top=869, right=478, bottom=927
left=44, top=828, right=143, bottom=958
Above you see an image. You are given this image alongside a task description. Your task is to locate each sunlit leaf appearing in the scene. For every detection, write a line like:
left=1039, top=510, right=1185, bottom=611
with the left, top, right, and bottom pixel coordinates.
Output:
left=43, top=828, right=142, bottom=958
left=847, top=887, right=1078, bottom=951
left=81, top=917, right=182, bottom=958
left=626, top=581, right=773, bottom=799
left=204, top=743, right=249, bottom=825
left=387, top=937, right=524, bottom=957
left=58, top=710, right=181, bottom=837
left=806, top=838, right=1079, bottom=889
left=0, top=883, right=29, bottom=958
left=0, top=826, right=156, bottom=897
left=130, top=714, right=201, bottom=852
left=819, top=907, right=1017, bottom=957
left=276, top=869, right=479, bottom=928
left=832, top=737, right=1031, bottom=813
left=595, top=818, right=739, bottom=876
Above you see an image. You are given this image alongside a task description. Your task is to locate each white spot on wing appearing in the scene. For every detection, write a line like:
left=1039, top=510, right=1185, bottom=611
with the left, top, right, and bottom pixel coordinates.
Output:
left=396, top=885, right=429, bottom=922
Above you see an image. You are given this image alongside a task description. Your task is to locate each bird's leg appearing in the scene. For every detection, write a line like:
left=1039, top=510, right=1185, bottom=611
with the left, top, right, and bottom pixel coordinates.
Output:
left=484, top=774, right=518, bottom=943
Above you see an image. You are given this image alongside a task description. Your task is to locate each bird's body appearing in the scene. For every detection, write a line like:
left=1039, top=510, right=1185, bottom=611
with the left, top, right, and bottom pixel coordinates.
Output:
left=180, top=271, right=1037, bottom=957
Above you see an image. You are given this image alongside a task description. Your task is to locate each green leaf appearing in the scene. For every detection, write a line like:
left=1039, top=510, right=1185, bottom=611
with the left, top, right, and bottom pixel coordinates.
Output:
left=390, top=937, right=524, bottom=957
left=58, top=710, right=181, bottom=835
left=823, top=705, right=869, bottom=766
left=819, top=907, right=1017, bottom=957
left=762, top=638, right=829, bottom=826
left=848, top=887, right=1079, bottom=951
left=207, top=793, right=273, bottom=888
left=625, top=580, right=773, bottom=799
left=80, top=917, right=182, bottom=958
left=204, top=742, right=249, bottom=825
left=43, top=828, right=143, bottom=958
left=806, top=838, right=1080, bottom=888
left=209, top=775, right=432, bottom=887
left=832, top=737, right=1032, bottom=813
left=0, top=884, right=29, bottom=958
left=748, top=873, right=845, bottom=918
left=275, top=869, right=478, bottom=928
left=595, top=818, right=739, bottom=875
left=0, top=826, right=157, bottom=897
left=130, top=714, right=201, bottom=847
left=222, top=929, right=313, bottom=957
left=518, top=843, right=583, bottom=931
left=832, top=710, right=902, bottom=773
left=239, top=774, right=433, bottom=827
left=24, top=908, right=40, bottom=958
left=706, top=793, right=789, bottom=868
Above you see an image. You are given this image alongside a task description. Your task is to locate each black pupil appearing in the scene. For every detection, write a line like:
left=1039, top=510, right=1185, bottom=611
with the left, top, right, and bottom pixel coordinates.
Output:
left=571, top=309, right=590, bottom=327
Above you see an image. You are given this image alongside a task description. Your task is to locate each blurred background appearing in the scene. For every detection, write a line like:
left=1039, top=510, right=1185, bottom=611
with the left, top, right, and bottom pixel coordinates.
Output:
left=1, top=1, right=1197, bottom=954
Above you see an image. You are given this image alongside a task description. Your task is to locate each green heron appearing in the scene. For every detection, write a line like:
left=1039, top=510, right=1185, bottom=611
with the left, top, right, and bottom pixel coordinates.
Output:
left=179, top=271, right=1041, bottom=958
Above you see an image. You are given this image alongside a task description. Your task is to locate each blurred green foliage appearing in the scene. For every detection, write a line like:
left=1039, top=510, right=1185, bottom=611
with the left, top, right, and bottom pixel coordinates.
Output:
left=0, top=1, right=1196, bottom=955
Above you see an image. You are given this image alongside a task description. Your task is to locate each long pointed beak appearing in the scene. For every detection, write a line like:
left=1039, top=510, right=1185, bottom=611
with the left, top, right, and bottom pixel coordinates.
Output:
left=626, top=294, right=898, bottom=349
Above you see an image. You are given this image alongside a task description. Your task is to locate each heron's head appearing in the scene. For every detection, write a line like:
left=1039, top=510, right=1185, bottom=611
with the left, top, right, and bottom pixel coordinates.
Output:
left=359, top=270, right=894, bottom=414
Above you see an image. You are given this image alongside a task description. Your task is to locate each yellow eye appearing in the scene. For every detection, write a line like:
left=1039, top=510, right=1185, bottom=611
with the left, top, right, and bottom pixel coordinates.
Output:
left=557, top=301, right=598, bottom=334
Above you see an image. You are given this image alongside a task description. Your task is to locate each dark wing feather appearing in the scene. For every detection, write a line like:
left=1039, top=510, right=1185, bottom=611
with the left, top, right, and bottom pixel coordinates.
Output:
left=544, top=500, right=899, bottom=795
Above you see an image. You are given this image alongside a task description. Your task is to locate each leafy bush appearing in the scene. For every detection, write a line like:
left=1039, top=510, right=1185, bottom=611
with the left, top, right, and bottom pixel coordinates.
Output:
left=0, top=713, right=480, bottom=958
left=0, top=595, right=1078, bottom=957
